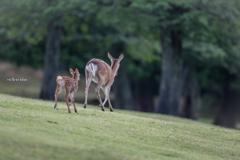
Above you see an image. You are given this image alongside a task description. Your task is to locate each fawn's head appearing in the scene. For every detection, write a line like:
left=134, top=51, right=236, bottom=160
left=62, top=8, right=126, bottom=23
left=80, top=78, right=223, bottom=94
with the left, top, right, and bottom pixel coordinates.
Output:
left=69, top=68, right=80, bottom=80
left=108, top=52, right=124, bottom=73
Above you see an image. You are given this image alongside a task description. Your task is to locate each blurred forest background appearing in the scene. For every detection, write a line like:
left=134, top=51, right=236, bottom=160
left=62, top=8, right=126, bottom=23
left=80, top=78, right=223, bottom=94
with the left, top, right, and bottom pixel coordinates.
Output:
left=0, top=0, right=240, bottom=129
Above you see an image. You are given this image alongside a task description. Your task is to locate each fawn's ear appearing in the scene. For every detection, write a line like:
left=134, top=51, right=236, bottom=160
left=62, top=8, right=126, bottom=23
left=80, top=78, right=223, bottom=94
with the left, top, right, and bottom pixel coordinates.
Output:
left=69, top=68, right=74, bottom=75
left=108, top=52, right=114, bottom=62
left=118, top=53, right=124, bottom=62
left=76, top=68, right=80, bottom=75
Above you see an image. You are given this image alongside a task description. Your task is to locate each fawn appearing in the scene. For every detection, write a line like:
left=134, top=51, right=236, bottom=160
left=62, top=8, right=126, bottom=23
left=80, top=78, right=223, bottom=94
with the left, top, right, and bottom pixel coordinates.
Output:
left=54, top=68, right=80, bottom=113
left=83, top=52, right=124, bottom=112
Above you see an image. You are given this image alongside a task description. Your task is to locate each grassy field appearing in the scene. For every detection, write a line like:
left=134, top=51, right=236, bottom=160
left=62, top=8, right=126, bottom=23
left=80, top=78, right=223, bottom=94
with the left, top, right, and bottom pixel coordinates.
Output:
left=0, top=94, right=240, bottom=160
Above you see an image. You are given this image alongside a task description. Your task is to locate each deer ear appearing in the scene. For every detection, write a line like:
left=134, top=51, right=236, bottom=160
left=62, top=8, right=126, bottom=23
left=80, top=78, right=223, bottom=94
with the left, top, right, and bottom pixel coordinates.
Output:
left=118, top=53, right=124, bottom=62
left=75, top=68, right=79, bottom=72
left=69, top=68, right=74, bottom=75
left=108, top=52, right=113, bottom=61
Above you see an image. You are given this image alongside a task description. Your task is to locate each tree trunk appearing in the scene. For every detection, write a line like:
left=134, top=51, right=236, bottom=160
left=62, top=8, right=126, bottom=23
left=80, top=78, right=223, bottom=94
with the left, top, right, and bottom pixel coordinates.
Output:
left=154, top=27, right=183, bottom=116
left=39, top=16, right=62, bottom=100
left=214, top=82, right=237, bottom=129
left=179, top=66, right=201, bottom=120
left=113, top=59, right=134, bottom=110
left=134, top=81, right=154, bottom=112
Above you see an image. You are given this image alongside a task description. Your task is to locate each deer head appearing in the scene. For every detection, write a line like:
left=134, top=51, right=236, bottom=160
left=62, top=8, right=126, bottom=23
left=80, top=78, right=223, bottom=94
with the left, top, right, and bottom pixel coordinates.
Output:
left=108, top=52, right=124, bottom=75
left=69, top=68, right=81, bottom=81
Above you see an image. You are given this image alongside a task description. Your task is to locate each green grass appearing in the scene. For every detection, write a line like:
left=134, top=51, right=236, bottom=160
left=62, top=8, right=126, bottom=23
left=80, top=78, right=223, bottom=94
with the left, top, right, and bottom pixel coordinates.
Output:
left=0, top=94, right=240, bottom=160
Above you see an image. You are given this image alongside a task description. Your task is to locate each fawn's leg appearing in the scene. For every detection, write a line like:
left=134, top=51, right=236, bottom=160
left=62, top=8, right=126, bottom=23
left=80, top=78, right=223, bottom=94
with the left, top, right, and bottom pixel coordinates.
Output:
left=65, top=91, right=71, bottom=113
left=73, top=101, right=77, bottom=113
left=70, top=92, right=77, bottom=113
left=54, top=85, right=61, bottom=109
left=68, top=92, right=73, bottom=106
left=84, top=70, right=92, bottom=109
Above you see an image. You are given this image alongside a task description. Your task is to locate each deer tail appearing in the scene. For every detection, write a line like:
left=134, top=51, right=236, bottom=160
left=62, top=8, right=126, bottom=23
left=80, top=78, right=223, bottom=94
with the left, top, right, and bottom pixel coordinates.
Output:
left=87, top=63, right=97, bottom=77
left=56, top=76, right=64, bottom=87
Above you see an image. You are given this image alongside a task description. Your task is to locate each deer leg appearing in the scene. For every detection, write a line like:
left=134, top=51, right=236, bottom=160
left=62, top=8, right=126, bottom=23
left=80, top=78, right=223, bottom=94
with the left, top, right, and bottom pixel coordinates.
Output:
left=95, top=78, right=105, bottom=111
left=71, top=92, right=77, bottom=113
left=68, top=91, right=73, bottom=105
left=65, top=91, right=71, bottom=113
left=101, top=86, right=109, bottom=107
left=84, top=71, right=92, bottom=109
left=54, top=85, right=61, bottom=109
left=68, top=91, right=73, bottom=107
left=68, top=97, right=72, bottom=107
left=107, top=87, right=113, bottom=112
left=73, top=101, right=77, bottom=113
left=54, top=88, right=59, bottom=109
left=108, top=97, right=113, bottom=112
left=95, top=89, right=104, bottom=111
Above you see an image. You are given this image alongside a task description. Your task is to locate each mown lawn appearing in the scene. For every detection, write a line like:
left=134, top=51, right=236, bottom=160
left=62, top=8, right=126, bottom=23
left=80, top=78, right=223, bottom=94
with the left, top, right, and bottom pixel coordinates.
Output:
left=0, top=94, right=239, bottom=160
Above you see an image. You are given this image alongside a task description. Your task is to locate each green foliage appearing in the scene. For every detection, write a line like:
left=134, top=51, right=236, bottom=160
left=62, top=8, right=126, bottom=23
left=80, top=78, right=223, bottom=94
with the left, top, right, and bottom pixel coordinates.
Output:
left=94, top=0, right=240, bottom=75
left=0, top=0, right=162, bottom=83
left=1, top=0, right=240, bottom=97
left=183, top=41, right=227, bottom=67
left=0, top=33, right=44, bottom=68
left=125, top=36, right=161, bottom=63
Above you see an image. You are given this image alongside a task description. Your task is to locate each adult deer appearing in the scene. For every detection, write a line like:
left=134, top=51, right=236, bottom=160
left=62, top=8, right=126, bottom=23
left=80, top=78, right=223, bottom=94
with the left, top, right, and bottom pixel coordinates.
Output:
left=54, top=68, right=80, bottom=113
left=84, top=53, right=124, bottom=112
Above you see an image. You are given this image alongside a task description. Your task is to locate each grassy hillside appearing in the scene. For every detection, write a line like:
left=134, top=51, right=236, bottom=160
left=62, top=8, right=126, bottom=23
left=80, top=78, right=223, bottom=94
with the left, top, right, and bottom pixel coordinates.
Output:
left=0, top=94, right=239, bottom=160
